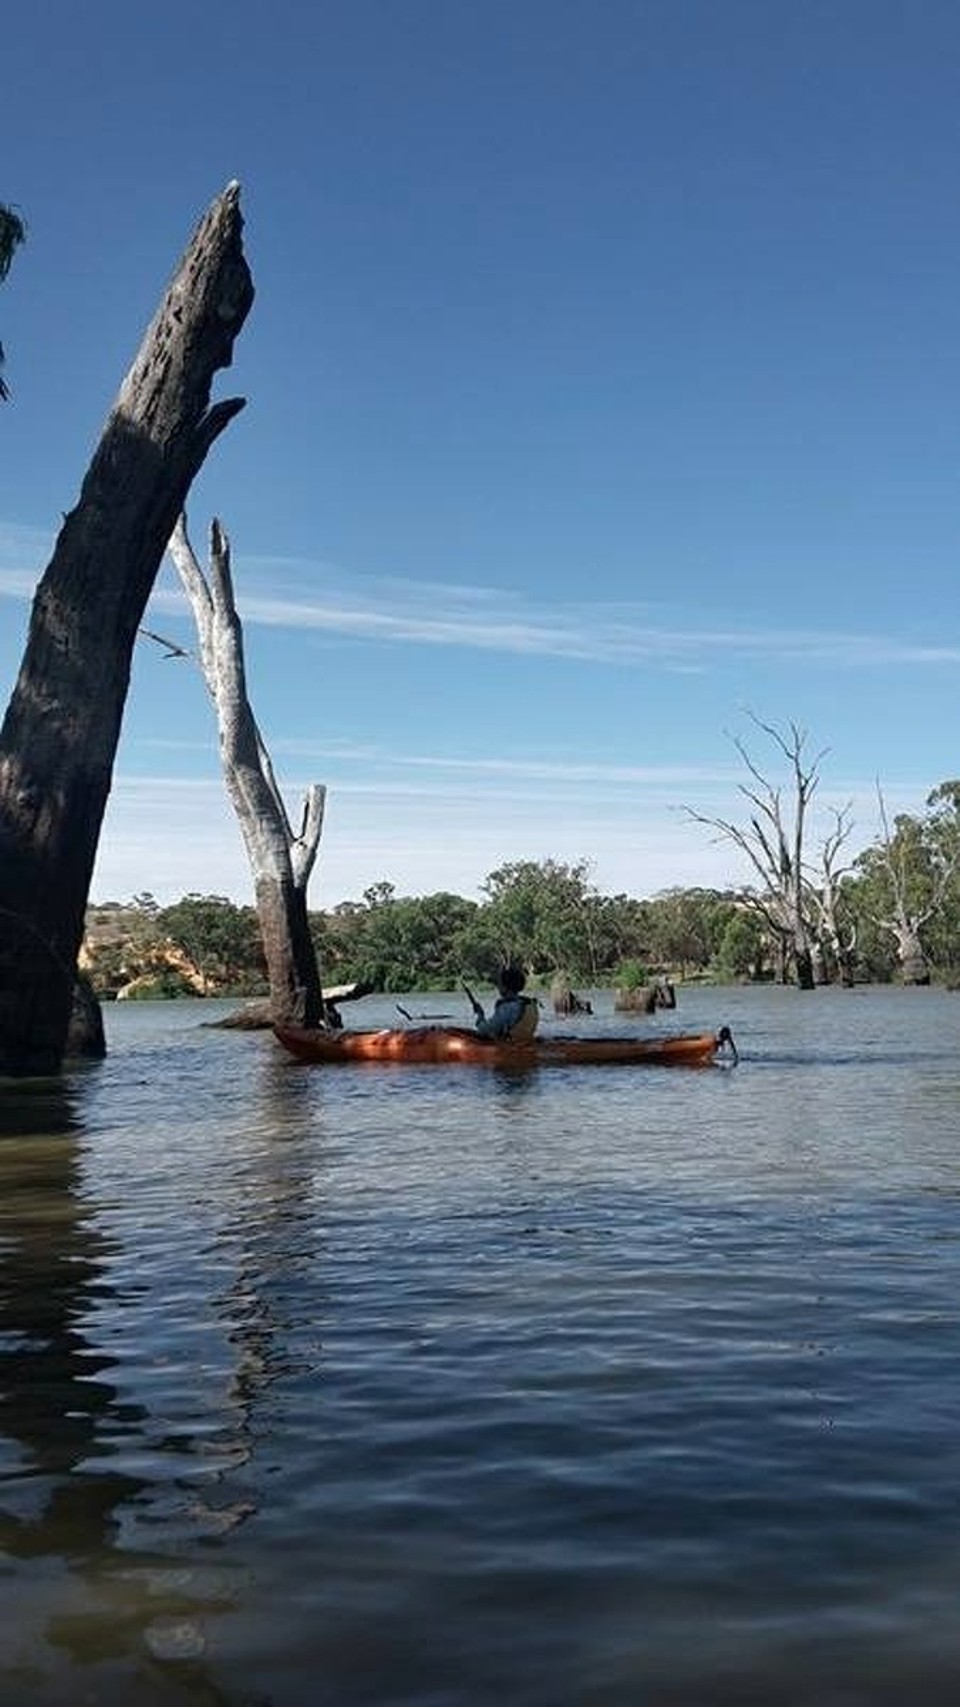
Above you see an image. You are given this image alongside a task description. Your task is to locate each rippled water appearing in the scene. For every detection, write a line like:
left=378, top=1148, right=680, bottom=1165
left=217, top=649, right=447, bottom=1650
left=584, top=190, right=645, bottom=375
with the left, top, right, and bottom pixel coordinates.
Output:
left=2, top=986, right=960, bottom=1705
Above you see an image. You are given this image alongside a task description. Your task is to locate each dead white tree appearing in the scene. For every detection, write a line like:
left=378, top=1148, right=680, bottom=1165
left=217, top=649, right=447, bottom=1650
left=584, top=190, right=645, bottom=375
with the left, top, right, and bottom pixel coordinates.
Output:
left=167, top=513, right=326, bottom=1027
left=804, top=803, right=857, bottom=986
left=684, top=715, right=822, bottom=989
left=868, top=785, right=957, bottom=985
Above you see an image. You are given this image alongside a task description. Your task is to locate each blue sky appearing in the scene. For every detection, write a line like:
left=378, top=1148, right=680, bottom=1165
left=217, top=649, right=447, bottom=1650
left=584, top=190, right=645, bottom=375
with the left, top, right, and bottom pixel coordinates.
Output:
left=2, top=0, right=959, bottom=907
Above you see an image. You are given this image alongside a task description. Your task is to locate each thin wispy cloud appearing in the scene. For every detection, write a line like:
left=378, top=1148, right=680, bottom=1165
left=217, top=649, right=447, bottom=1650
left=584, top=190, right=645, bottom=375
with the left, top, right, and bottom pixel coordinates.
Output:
left=268, top=744, right=748, bottom=789
left=148, top=559, right=960, bottom=670
left=5, top=530, right=959, bottom=668
left=190, top=590, right=960, bottom=667
left=131, top=735, right=755, bottom=792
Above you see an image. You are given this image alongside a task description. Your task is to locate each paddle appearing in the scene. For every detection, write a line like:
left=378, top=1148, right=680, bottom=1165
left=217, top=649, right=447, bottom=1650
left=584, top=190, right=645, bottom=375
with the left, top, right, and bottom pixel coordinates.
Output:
left=462, top=980, right=485, bottom=1022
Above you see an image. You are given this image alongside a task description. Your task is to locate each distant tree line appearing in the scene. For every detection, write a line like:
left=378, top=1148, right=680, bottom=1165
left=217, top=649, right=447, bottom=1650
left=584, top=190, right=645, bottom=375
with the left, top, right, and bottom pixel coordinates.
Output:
left=81, top=790, right=960, bottom=1000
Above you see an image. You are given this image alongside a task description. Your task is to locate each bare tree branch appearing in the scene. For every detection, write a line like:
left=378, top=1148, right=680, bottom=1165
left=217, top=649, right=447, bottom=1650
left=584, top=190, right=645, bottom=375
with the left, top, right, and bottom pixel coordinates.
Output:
left=683, top=716, right=826, bottom=987
left=168, top=511, right=327, bottom=1026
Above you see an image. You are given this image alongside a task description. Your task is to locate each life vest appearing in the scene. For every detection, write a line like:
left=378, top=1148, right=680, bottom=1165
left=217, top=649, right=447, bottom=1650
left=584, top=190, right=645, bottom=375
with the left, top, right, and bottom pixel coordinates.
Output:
left=505, top=997, right=539, bottom=1042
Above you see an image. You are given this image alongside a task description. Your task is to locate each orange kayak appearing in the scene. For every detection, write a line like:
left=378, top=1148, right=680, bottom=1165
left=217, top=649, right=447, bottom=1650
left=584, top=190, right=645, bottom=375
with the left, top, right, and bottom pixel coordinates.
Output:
left=273, top=1023, right=737, bottom=1069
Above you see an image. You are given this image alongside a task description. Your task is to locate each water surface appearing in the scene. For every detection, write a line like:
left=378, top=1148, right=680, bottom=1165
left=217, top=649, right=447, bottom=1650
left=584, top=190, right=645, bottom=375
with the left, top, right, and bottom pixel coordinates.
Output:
left=2, top=986, right=960, bottom=1704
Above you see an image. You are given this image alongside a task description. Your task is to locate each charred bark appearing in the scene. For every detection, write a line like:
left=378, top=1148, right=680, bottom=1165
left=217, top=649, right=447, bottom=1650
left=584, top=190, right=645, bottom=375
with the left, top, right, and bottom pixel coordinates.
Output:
left=167, top=516, right=325, bottom=1028
left=66, top=973, right=107, bottom=1061
left=0, top=185, right=253, bottom=1074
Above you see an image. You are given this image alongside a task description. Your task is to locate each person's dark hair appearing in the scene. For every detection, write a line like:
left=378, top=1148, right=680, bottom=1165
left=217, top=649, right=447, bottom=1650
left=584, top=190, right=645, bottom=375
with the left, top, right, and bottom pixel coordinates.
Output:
left=498, top=963, right=526, bottom=997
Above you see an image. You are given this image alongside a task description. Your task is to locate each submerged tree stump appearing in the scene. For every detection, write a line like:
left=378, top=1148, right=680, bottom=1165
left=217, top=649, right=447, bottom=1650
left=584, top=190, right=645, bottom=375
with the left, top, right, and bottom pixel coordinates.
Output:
left=614, top=980, right=677, bottom=1014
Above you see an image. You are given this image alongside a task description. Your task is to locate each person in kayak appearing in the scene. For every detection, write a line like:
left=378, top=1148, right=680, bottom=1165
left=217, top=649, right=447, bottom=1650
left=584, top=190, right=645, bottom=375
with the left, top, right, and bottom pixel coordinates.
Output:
left=467, top=963, right=539, bottom=1042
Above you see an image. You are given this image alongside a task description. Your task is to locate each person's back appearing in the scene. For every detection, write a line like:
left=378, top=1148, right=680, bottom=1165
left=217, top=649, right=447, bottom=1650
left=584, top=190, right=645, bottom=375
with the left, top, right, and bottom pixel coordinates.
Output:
left=474, top=965, right=539, bottom=1041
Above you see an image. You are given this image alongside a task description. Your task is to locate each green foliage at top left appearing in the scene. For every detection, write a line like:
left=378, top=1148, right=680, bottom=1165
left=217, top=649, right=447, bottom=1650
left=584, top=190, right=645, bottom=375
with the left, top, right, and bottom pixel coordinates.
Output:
left=0, top=205, right=26, bottom=279
left=0, top=201, right=26, bottom=401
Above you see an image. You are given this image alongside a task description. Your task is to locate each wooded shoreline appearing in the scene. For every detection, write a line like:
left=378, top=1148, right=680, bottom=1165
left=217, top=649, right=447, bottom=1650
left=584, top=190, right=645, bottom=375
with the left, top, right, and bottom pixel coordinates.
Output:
left=81, top=833, right=960, bottom=1004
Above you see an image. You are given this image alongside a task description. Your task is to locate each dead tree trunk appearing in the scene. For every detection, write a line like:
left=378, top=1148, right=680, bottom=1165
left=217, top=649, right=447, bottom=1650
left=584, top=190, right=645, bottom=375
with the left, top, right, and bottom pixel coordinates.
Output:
left=684, top=716, right=821, bottom=990
left=167, top=515, right=326, bottom=1028
left=806, top=806, right=857, bottom=986
left=0, top=184, right=254, bottom=1074
left=870, top=787, right=947, bottom=986
left=888, top=923, right=931, bottom=987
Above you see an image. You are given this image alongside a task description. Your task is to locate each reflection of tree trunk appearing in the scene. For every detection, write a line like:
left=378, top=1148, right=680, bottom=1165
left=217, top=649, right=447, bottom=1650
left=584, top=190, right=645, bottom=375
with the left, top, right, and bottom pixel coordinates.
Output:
left=0, top=1089, right=237, bottom=1675
left=0, top=1088, right=144, bottom=1559
left=0, top=185, right=253, bottom=1075
left=168, top=516, right=325, bottom=1027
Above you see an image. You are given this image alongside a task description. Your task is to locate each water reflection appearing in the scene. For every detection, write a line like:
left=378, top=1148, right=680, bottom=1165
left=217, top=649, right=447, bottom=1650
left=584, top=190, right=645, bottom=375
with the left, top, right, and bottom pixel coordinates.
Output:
left=0, top=1075, right=82, bottom=1139
left=218, top=1075, right=326, bottom=1439
left=0, top=1079, right=126, bottom=1551
left=0, top=1081, right=240, bottom=1700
